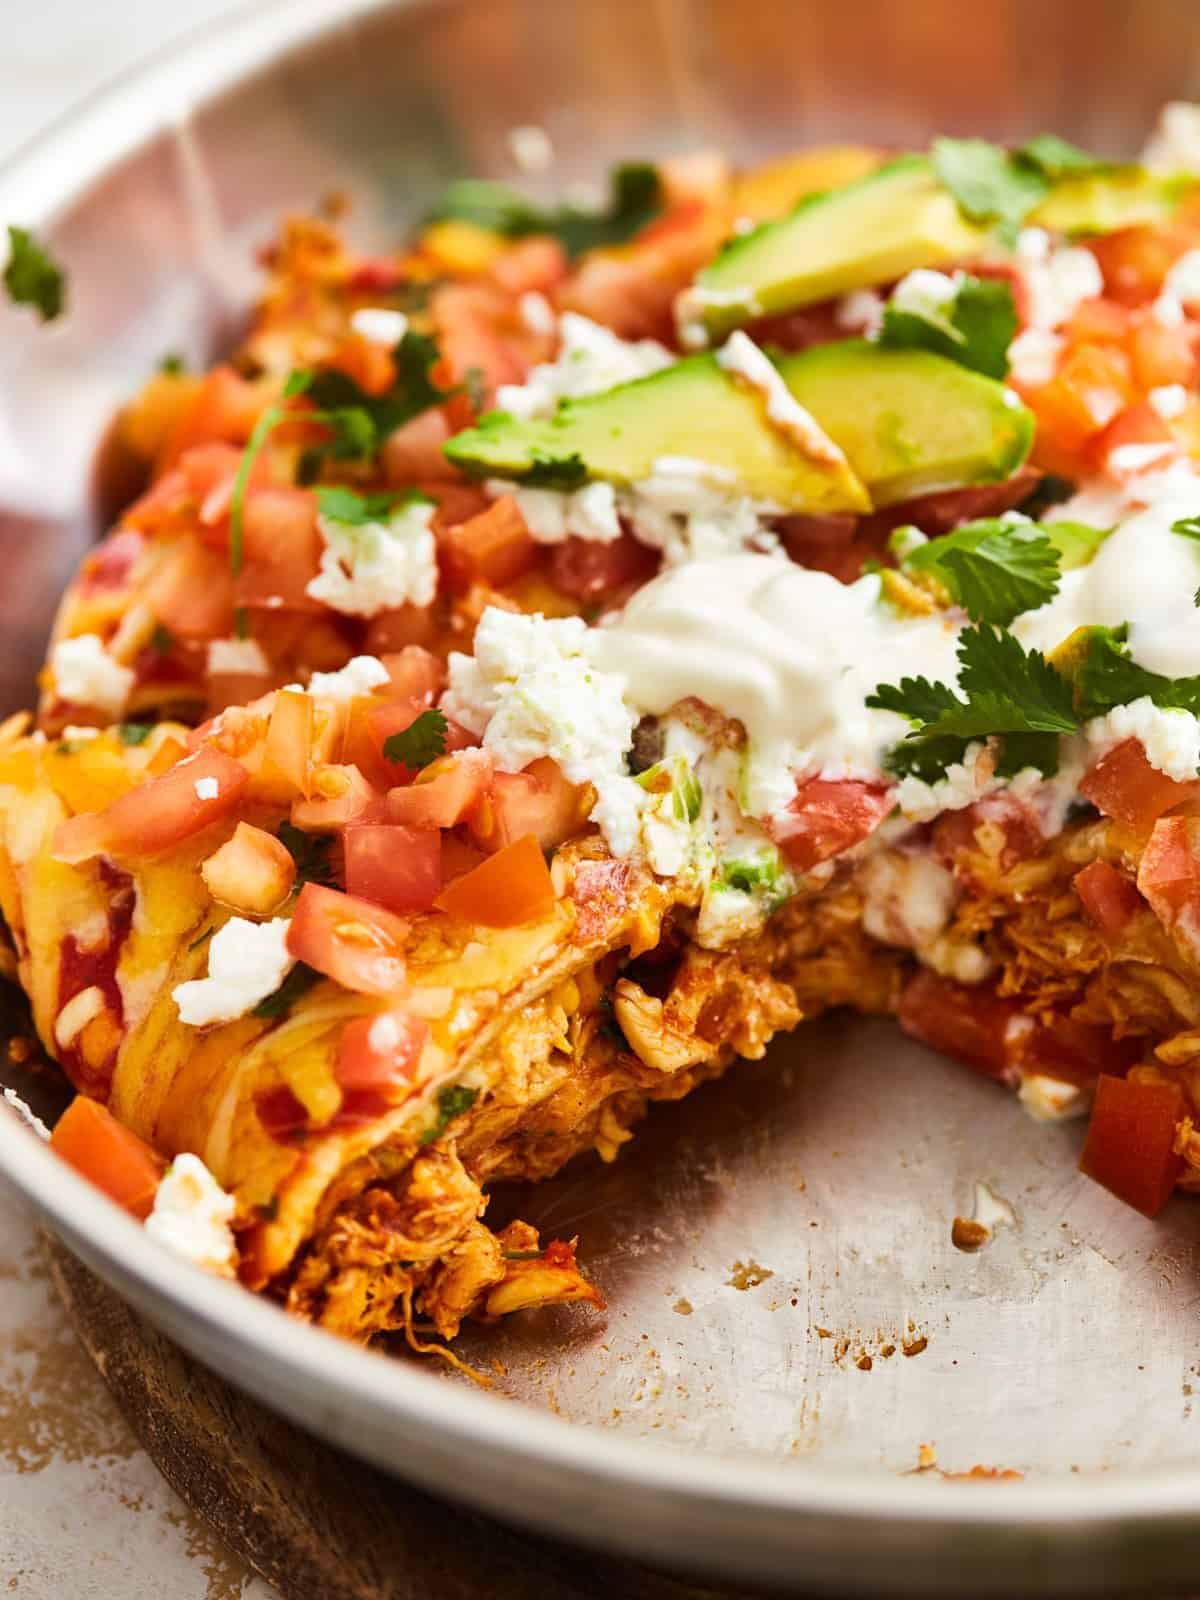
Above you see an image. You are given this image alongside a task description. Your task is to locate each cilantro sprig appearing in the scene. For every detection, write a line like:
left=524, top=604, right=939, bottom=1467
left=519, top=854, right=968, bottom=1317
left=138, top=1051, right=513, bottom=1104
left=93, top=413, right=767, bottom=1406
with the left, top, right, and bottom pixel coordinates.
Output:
left=1070, top=625, right=1200, bottom=721
left=429, top=162, right=663, bottom=259
left=4, top=226, right=65, bottom=321
left=904, top=517, right=1061, bottom=626
left=383, top=709, right=448, bottom=771
left=419, top=1082, right=479, bottom=1145
left=879, top=274, right=1018, bottom=379
left=869, top=624, right=1078, bottom=781
left=931, top=134, right=1106, bottom=245
left=314, top=485, right=431, bottom=526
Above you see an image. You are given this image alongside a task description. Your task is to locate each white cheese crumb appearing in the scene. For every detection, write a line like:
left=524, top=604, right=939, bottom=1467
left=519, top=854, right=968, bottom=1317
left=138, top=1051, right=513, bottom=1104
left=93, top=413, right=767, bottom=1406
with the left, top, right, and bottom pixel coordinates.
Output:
left=173, top=916, right=294, bottom=1027
left=193, top=776, right=220, bottom=801
left=517, top=290, right=557, bottom=336
left=442, top=609, right=642, bottom=854
left=716, top=330, right=849, bottom=465
left=3, top=1088, right=50, bottom=1140
left=834, top=288, right=885, bottom=336
left=889, top=267, right=959, bottom=331
left=1149, top=383, right=1190, bottom=419
left=1086, top=696, right=1200, bottom=783
left=508, top=124, right=554, bottom=172
left=1007, top=328, right=1064, bottom=388
left=307, top=498, right=438, bottom=617
left=306, top=655, right=391, bottom=702
left=1107, top=441, right=1178, bottom=475
left=893, top=742, right=999, bottom=824
left=54, top=985, right=105, bottom=1049
left=499, top=479, right=622, bottom=544
left=1164, top=249, right=1200, bottom=313
left=1020, top=242, right=1103, bottom=333
left=349, top=306, right=408, bottom=345
left=621, top=456, right=780, bottom=566
left=51, top=634, right=134, bottom=717
left=1017, top=1071, right=1093, bottom=1123
left=207, top=636, right=270, bottom=676
left=495, top=312, right=672, bottom=421
left=1143, top=102, right=1200, bottom=173
left=145, top=1153, right=237, bottom=1277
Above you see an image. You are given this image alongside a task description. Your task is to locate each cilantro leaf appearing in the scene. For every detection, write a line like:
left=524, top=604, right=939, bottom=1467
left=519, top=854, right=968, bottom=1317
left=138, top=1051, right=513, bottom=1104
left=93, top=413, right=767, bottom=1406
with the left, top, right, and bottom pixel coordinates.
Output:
left=932, top=138, right=1050, bottom=243
left=429, top=162, right=663, bottom=259
left=1014, top=134, right=1107, bottom=181
left=277, top=820, right=337, bottom=888
left=1072, top=625, right=1200, bottom=720
left=904, top=518, right=1061, bottom=625
left=880, top=274, right=1018, bottom=379
left=4, top=226, right=65, bottom=321
left=383, top=709, right=448, bottom=771
left=150, top=624, right=174, bottom=655
left=305, top=331, right=452, bottom=467
left=518, top=451, right=588, bottom=490
left=116, top=722, right=154, bottom=746
left=419, top=1082, right=479, bottom=1145
left=158, top=351, right=186, bottom=376
left=1171, top=514, right=1200, bottom=541
left=314, top=485, right=430, bottom=526
left=870, top=624, right=1078, bottom=783
left=253, top=962, right=321, bottom=1019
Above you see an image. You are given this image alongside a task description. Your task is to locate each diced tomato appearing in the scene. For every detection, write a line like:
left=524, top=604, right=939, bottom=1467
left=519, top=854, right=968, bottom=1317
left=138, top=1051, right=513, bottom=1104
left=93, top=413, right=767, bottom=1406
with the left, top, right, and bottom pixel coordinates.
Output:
left=79, top=529, right=145, bottom=595
left=1092, top=401, right=1181, bottom=478
left=177, top=441, right=254, bottom=542
left=1137, top=815, right=1200, bottom=932
left=235, top=488, right=325, bottom=612
left=467, top=758, right=586, bottom=854
left=255, top=1084, right=310, bottom=1144
left=548, top=531, right=659, bottom=603
left=286, top=882, right=409, bottom=996
left=1073, top=859, right=1145, bottom=936
left=1024, top=343, right=1134, bottom=472
left=347, top=256, right=405, bottom=292
left=1089, top=225, right=1193, bottom=307
left=487, top=235, right=568, bottom=296
left=897, top=970, right=1023, bottom=1086
left=143, top=534, right=236, bottom=641
left=1128, top=313, right=1197, bottom=391
left=156, top=365, right=263, bottom=472
left=365, top=604, right=440, bottom=655
left=49, top=1095, right=165, bottom=1220
left=1019, top=1012, right=1140, bottom=1084
left=441, top=834, right=487, bottom=883
left=335, top=1008, right=429, bottom=1094
left=932, top=793, right=1042, bottom=883
left=291, top=764, right=386, bottom=832
left=773, top=778, right=893, bottom=872
left=344, top=823, right=442, bottom=914
left=440, top=495, right=537, bottom=593
left=264, top=688, right=314, bottom=797
left=556, top=253, right=674, bottom=342
left=435, top=832, right=556, bottom=927
left=1079, top=1072, right=1184, bottom=1216
left=777, top=513, right=860, bottom=575
left=1079, top=739, right=1200, bottom=828
left=387, top=749, right=493, bottom=829
left=53, top=747, right=249, bottom=863
left=430, top=282, right=527, bottom=417
left=379, top=646, right=444, bottom=704
left=326, top=332, right=396, bottom=397
left=424, top=481, right=492, bottom=533
left=1064, top=296, right=1131, bottom=346
left=381, top=406, right=459, bottom=484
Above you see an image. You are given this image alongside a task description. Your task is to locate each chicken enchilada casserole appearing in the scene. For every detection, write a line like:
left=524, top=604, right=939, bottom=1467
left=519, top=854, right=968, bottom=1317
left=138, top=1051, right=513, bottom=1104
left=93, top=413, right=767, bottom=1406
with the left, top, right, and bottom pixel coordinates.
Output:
left=9, top=106, right=1200, bottom=1355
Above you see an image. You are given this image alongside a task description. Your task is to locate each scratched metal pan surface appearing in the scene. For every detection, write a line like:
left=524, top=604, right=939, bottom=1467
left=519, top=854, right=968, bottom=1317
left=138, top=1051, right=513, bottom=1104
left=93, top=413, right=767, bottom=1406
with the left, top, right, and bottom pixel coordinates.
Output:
left=4, top=0, right=1200, bottom=1591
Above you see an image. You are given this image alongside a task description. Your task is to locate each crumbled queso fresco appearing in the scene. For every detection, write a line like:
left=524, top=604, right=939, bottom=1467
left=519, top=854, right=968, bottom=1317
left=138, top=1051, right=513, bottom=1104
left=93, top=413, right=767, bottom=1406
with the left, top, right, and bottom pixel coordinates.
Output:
left=173, top=916, right=294, bottom=1027
left=144, top=1152, right=238, bottom=1277
left=307, top=496, right=438, bottom=616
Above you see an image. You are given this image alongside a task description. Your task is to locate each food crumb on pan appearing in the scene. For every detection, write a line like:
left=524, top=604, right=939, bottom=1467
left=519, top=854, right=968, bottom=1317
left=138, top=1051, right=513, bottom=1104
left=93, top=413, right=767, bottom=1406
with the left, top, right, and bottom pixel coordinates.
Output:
left=726, top=1259, right=774, bottom=1290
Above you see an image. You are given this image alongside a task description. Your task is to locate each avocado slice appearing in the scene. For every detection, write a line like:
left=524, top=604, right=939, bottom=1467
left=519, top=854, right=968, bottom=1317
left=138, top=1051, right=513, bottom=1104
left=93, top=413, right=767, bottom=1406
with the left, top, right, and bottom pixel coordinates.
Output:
left=1030, top=166, right=1195, bottom=236
left=775, top=341, right=1034, bottom=505
left=682, top=155, right=986, bottom=344
left=444, top=354, right=872, bottom=514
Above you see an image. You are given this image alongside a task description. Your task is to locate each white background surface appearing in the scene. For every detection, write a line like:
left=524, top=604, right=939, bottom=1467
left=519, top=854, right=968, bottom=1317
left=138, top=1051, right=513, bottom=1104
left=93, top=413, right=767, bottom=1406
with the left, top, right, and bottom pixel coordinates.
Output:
left=1, top=10, right=279, bottom=1597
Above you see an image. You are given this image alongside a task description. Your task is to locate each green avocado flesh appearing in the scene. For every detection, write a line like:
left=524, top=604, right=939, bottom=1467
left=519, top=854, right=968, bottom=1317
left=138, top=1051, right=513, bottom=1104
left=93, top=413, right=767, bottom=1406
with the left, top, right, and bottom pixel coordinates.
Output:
left=444, top=353, right=872, bottom=515
left=690, top=155, right=985, bottom=341
left=1030, top=167, right=1193, bottom=235
left=447, top=340, right=1034, bottom=512
left=775, top=341, right=1035, bottom=506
